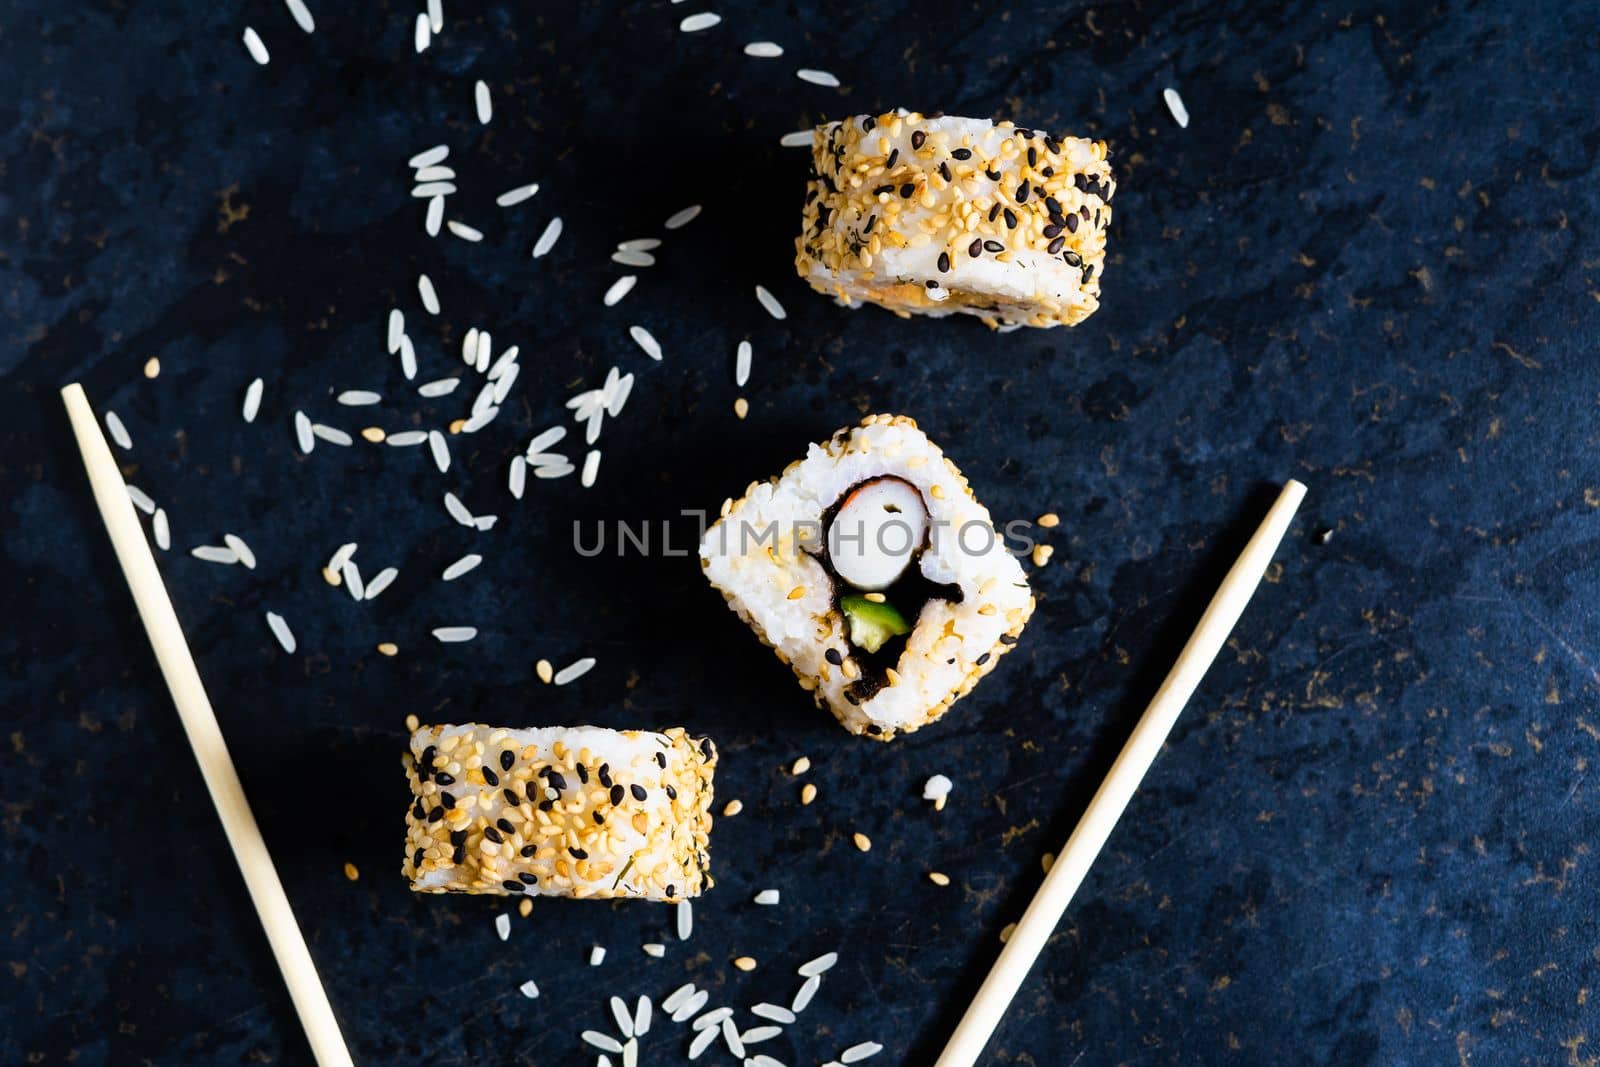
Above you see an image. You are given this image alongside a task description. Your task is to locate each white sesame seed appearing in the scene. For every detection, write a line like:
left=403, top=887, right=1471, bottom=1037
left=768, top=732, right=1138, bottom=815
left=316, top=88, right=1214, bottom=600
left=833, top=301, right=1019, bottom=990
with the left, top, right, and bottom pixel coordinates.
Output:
left=519, top=980, right=539, bottom=999
left=679, top=11, right=720, bottom=31
left=364, top=567, right=398, bottom=599
left=242, top=27, right=270, bottom=65
left=413, top=12, right=430, bottom=52
left=408, top=145, right=449, bottom=169
left=425, top=195, right=444, bottom=236
left=152, top=508, right=170, bottom=551
left=744, top=41, right=782, bottom=57
left=554, top=657, right=596, bottom=685
left=796, top=68, right=840, bottom=87
left=104, top=411, right=132, bottom=450
left=581, top=1031, right=621, bottom=1054
left=496, top=183, right=540, bottom=207
left=628, top=325, right=662, bottom=361
left=642, top=943, right=665, bottom=958
left=284, top=0, right=315, bottom=33
left=265, top=611, right=296, bottom=653
left=589, top=945, right=606, bottom=966
left=337, top=390, right=381, bottom=406
left=442, top=554, right=481, bottom=581
left=664, top=204, right=701, bottom=229
left=311, top=423, right=352, bottom=446
left=779, top=129, right=814, bottom=147
left=798, top=951, right=837, bottom=977
left=494, top=913, right=511, bottom=941
left=223, top=533, right=257, bottom=570
left=735, top=340, right=752, bottom=385
left=1163, top=87, right=1190, bottom=129
left=446, top=220, right=483, bottom=242
left=417, top=274, right=440, bottom=314
left=474, top=79, right=492, bottom=124
left=428, top=430, right=450, bottom=472
left=752, top=1003, right=795, bottom=1024
left=294, top=411, right=314, bottom=453
left=841, top=1042, right=883, bottom=1062
left=243, top=377, right=264, bottom=423
left=791, top=973, right=821, bottom=1013
left=755, top=285, right=787, bottom=320
left=676, top=898, right=693, bottom=940
left=753, top=889, right=779, bottom=905
left=432, top=626, right=477, bottom=643
left=532, top=217, right=563, bottom=258
left=603, top=276, right=637, bottom=306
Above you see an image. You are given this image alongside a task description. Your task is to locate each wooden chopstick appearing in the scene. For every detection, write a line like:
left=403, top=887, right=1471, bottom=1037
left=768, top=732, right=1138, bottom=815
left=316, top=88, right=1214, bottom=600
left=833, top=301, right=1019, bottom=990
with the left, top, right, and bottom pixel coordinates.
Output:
left=935, top=479, right=1307, bottom=1067
left=62, top=384, right=354, bottom=1067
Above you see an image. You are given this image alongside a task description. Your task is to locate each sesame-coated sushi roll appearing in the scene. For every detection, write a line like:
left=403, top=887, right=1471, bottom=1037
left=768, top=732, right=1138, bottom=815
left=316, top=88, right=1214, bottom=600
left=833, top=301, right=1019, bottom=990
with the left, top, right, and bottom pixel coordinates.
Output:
left=403, top=724, right=717, bottom=901
left=700, top=414, right=1033, bottom=740
left=795, top=110, right=1114, bottom=328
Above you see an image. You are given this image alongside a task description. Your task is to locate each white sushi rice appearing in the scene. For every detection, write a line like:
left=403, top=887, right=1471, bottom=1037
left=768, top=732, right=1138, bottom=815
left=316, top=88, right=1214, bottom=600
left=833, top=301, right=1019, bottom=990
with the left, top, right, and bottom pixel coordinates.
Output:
left=744, top=41, right=782, bottom=57
left=399, top=335, right=417, bottom=380
left=633, top=996, right=652, bottom=1036
left=414, top=165, right=454, bottom=181
left=386, top=430, right=428, bottom=447
left=519, top=980, right=539, bottom=999
left=618, top=238, right=660, bottom=252
left=411, top=181, right=457, bottom=198
left=327, top=543, right=358, bottom=572
left=427, top=430, right=450, bottom=472
left=752, top=1003, right=795, bottom=1023
left=611, top=250, right=655, bottom=268
left=1163, top=87, right=1190, bottom=128
left=799, top=952, right=838, bottom=977
left=753, top=889, right=780, bottom=905
left=662, top=984, right=696, bottom=1014
left=419, top=377, right=458, bottom=398
left=461, top=327, right=479, bottom=365
left=532, top=217, right=563, bottom=258
left=491, top=365, right=520, bottom=404
left=671, top=990, right=709, bottom=1023
left=265, top=611, right=296, bottom=653
left=582, top=1032, right=621, bottom=1054
left=387, top=309, right=404, bottom=353
left=742, top=1026, right=781, bottom=1044
left=191, top=545, right=239, bottom=565
left=679, top=12, right=720, bottom=31
left=642, top=943, right=665, bottom=958
left=796, top=68, right=840, bottom=87
left=104, top=411, right=132, bottom=450
left=474, top=79, right=492, bottom=124
left=441, top=554, right=481, bottom=581
left=605, top=372, right=634, bottom=416
left=284, top=0, right=314, bottom=33
left=508, top=456, right=527, bottom=499
left=447, top=220, right=483, bottom=242
left=721, top=1018, right=745, bottom=1057
left=461, top=404, right=494, bottom=434
left=603, top=276, right=637, bottom=306
left=581, top=450, right=601, bottom=487
left=337, top=390, right=381, bottom=406
left=841, top=1042, right=883, bottom=1062
left=532, top=461, right=575, bottom=479
left=487, top=346, right=519, bottom=379
left=443, top=491, right=474, bottom=526
left=152, top=508, right=170, bottom=551
left=242, top=27, right=270, bottom=65
left=527, top=426, right=567, bottom=454
left=417, top=274, right=440, bottom=314
left=664, top=204, right=701, bottom=229
left=779, top=129, right=814, bottom=148
left=554, top=657, right=596, bottom=685
left=311, top=423, right=352, bottom=446
left=243, top=378, right=264, bottom=422
left=432, top=626, right=477, bottom=643
left=687, top=1027, right=718, bottom=1060
left=427, top=0, right=442, bottom=32
left=425, top=195, right=445, bottom=236
left=676, top=899, right=693, bottom=940
left=414, top=13, right=430, bottom=52
left=126, top=485, right=156, bottom=515
left=223, top=533, right=257, bottom=569
left=791, top=974, right=821, bottom=1013
left=364, top=566, right=398, bottom=599
left=628, top=326, right=662, bottom=361
left=589, top=945, right=606, bottom=966
left=610, top=996, right=634, bottom=1038
left=294, top=411, right=314, bottom=453
left=755, top=285, right=787, bottom=320
left=735, top=340, right=752, bottom=385
left=497, top=183, right=540, bottom=207
left=409, top=145, right=449, bottom=168
left=341, top=558, right=364, bottom=600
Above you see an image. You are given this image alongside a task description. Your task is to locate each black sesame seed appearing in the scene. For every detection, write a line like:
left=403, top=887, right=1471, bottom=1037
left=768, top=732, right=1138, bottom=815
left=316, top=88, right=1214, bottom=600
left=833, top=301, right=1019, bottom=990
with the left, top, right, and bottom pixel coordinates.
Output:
left=1047, top=236, right=1065, bottom=254
left=937, top=251, right=950, bottom=272
left=701, top=738, right=714, bottom=759
left=412, top=800, right=425, bottom=819
left=665, top=784, right=677, bottom=800
left=1027, top=146, right=1037, bottom=167
left=434, top=772, right=455, bottom=786
left=1042, top=223, right=1062, bottom=238
left=538, top=799, right=554, bottom=812
left=899, top=182, right=915, bottom=198
left=519, top=872, right=538, bottom=885
left=1082, top=264, right=1095, bottom=282
left=952, top=147, right=972, bottom=160
left=546, top=771, right=567, bottom=792
left=630, top=784, right=648, bottom=802
left=983, top=239, right=1005, bottom=253
left=1041, top=165, right=1055, bottom=177
left=427, top=806, right=444, bottom=823
left=503, top=788, right=521, bottom=808
left=440, top=791, right=456, bottom=810
left=968, top=238, right=984, bottom=257
left=452, top=844, right=466, bottom=864
left=1016, top=180, right=1030, bottom=203
left=655, top=752, right=667, bottom=769
left=1004, top=208, right=1017, bottom=229
left=939, top=161, right=952, bottom=182
left=1063, top=250, right=1083, bottom=266
left=1080, top=205, right=1090, bottom=219
left=451, top=829, right=468, bottom=845
left=911, top=130, right=926, bottom=149
left=885, top=148, right=899, bottom=168
left=481, top=765, right=499, bottom=786
left=503, top=879, right=523, bottom=892
left=1045, top=196, right=1062, bottom=217
left=520, top=844, right=536, bottom=857
left=575, top=763, right=589, bottom=784
left=500, top=749, right=515, bottom=772
left=496, top=818, right=514, bottom=835
left=845, top=691, right=860, bottom=705
left=569, top=847, right=588, bottom=860
left=826, top=648, right=844, bottom=666
left=1074, top=173, right=1088, bottom=191
left=986, top=168, right=1002, bottom=181
left=863, top=115, right=876, bottom=131
left=610, top=784, right=626, bottom=806
left=417, top=747, right=435, bottom=782
left=865, top=723, right=881, bottom=734
left=1047, top=138, right=1062, bottom=154
left=873, top=183, right=893, bottom=196
left=412, top=847, right=425, bottom=869
left=1000, top=634, right=1019, bottom=645
left=483, top=826, right=503, bottom=844
left=593, top=811, right=605, bottom=824
left=1066, top=213, right=1079, bottom=233
left=666, top=885, right=676, bottom=898
left=988, top=203, right=1001, bottom=222
left=864, top=214, right=877, bottom=234
left=976, top=652, right=992, bottom=666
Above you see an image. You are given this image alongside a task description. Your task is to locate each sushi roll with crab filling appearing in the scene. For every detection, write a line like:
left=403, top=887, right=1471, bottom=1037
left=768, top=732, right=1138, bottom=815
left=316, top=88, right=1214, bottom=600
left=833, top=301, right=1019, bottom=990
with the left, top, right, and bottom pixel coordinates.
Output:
left=403, top=723, right=717, bottom=900
left=795, top=109, right=1114, bottom=328
left=700, top=414, right=1034, bottom=739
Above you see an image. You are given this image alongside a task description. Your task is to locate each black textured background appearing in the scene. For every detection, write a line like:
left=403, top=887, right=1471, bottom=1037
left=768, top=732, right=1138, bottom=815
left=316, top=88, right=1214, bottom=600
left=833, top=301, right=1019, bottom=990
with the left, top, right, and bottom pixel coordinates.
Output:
left=4, top=1, right=1599, bottom=1064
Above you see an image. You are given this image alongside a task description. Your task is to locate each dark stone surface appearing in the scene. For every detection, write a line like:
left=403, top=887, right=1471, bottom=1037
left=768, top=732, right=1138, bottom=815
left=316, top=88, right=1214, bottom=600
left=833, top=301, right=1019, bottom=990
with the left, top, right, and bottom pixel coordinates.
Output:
left=3, top=1, right=1598, bottom=1064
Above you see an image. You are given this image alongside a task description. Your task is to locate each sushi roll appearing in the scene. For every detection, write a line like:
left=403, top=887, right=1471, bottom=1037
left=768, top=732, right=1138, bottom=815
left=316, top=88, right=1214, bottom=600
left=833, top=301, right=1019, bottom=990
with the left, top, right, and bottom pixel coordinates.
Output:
left=700, top=414, right=1034, bottom=740
left=794, top=110, right=1114, bottom=328
left=403, top=723, right=717, bottom=900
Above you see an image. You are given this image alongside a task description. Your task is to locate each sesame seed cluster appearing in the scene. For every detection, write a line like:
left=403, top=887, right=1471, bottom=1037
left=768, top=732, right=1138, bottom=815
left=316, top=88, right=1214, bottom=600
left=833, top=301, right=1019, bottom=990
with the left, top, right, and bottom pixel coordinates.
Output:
left=700, top=415, right=1034, bottom=741
left=795, top=110, right=1114, bottom=328
left=403, top=723, right=716, bottom=900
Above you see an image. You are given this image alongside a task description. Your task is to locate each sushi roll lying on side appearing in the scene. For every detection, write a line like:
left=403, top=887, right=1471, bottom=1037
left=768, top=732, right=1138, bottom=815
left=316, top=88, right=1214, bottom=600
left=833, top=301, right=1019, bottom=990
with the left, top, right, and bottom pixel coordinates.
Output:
left=795, top=109, right=1114, bottom=328
left=403, top=723, right=717, bottom=900
left=700, top=414, right=1034, bottom=740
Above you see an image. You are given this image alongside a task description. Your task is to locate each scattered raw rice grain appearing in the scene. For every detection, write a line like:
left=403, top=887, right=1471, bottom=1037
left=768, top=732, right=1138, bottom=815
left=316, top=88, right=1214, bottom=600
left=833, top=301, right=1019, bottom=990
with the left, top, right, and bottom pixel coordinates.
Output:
left=722, top=1018, right=746, bottom=1057
left=409, top=163, right=451, bottom=180
left=223, top=533, right=257, bottom=569
left=588, top=945, right=606, bottom=966
left=387, top=308, right=404, bottom=353
left=999, top=923, right=1016, bottom=944
left=494, top=913, right=511, bottom=941
left=519, top=979, right=539, bottom=999
left=800, top=783, right=817, bottom=805
left=634, top=996, right=652, bottom=1037
left=398, top=335, right=417, bottom=380
left=853, top=832, right=872, bottom=853
left=364, top=567, right=398, bottom=599
left=581, top=1031, right=621, bottom=1053
left=533, top=461, right=575, bottom=480
left=443, top=491, right=474, bottom=526
left=923, top=774, right=952, bottom=807
left=126, top=485, right=156, bottom=515
left=1163, top=87, right=1190, bottom=129
left=752, top=1003, right=795, bottom=1024
left=447, top=220, right=483, bottom=242
left=612, top=249, right=655, bottom=268
left=419, top=377, right=459, bottom=398
left=428, top=430, right=451, bottom=472
left=664, top=204, right=701, bottom=230
left=152, top=509, right=170, bottom=551
left=841, top=1042, right=884, bottom=1063
left=679, top=11, right=721, bottom=31
left=425, top=195, right=444, bottom=236
left=554, top=657, right=596, bottom=685
left=791, top=756, right=811, bottom=775
left=432, top=626, right=477, bottom=643
left=796, top=68, right=840, bottom=87
left=1037, top=512, right=1060, bottom=528
left=928, top=871, right=950, bottom=886
left=496, top=183, right=540, bottom=207
left=360, top=427, right=385, bottom=443
left=104, top=411, right=132, bottom=450
left=603, top=276, right=637, bottom=306
left=386, top=430, right=427, bottom=446
left=242, top=26, right=270, bottom=65
left=409, top=145, right=449, bottom=168
left=792, top=974, right=821, bottom=1013
left=735, top=340, right=752, bottom=385
left=617, top=238, right=661, bottom=252
left=692, top=1008, right=733, bottom=1032
left=744, top=40, right=782, bottom=57
left=754, top=285, right=787, bottom=320
left=527, top=426, right=567, bottom=455
left=265, top=611, right=296, bottom=653
left=581, top=449, right=601, bottom=487
left=800, top=952, right=838, bottom=977
left=676, top=899, right=693, bottom=940
left=242, top=378, right=264, bottom=423
left=340, top=559, right=365, bottom=600
left=328, top=542, right=357, bottom=572
left=733, top=397, right=749, bottom=420
left=532, top=217, right=564, bottom=258
left=753, top=889, right=780, bottom=906
left=377, top=642, right=399, bottom=657
left=688, top=1026, right=718, bottom=1059
left=442, top=554, right=482, bottom=581
left=143, top=357, right=160, bottom=379
left=747, top=1057, right=786, bottom=1067
left=610, top=996, right=634, bottom=1039
left=417, top=274, right=440, bottom=314
left=508, top=456, right=527, bottom=499
left=413, top=12, right=430, bottom=51
left=722, top=799, right=743, bottom=816
left=779, top=129, right=814, bottom=147
left=1031, top=544, right=1054, bottom=567
left=337, top=390, right=381, bottom=406
left=487, top=345, right=520, bottom=379
left=662, top=983, right=696, bottom=1014
left=474, top=79, right=492, bottom=124
left=311, top=423, right=353, bottom=446
left=411, top=181, right=456, bottom=198
left=642, top=942, right=665, bottom=958
left=536, top=659, right=554, bottom=683
left=427, top=0, right=442, bottom=32
left=342, top=861, right=358, bottom=881
left=742, top=1026, right=781, bottom=1044
left=461, top=328, right=478, bottom=365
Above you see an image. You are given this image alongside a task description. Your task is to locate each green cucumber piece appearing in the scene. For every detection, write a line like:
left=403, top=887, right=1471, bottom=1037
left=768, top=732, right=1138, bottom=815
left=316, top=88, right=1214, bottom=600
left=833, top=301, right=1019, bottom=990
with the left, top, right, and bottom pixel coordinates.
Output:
left=840, top=596, right=911, bottom=654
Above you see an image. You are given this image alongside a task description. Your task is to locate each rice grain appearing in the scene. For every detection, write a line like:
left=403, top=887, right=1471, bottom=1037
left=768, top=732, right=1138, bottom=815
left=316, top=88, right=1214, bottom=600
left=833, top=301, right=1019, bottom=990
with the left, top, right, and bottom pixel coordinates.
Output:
left=496, top=183, right=540, bottom=207
left=791, top=973, right=821, bottom=1012
left=425, top=195, right=444, bottom=236
left=428, top=430, right=450, bottom=472
left=265, top=611, right=296, bottom=653
left=223, top=533, right=257, bottom=570
left=419, top=377, right=459, bottom=398
left=1163, top=87, right=1190, bottom=128
left=508, top=455, right=527, bottom=499
left=735, top=340, right=752, bottom=385
left=191, top=545, right=239, bottom=565
left=755, top=285, right=787, bottom=320
left=447, top=220, right=483, bottom=242
left=474, top=79, right=492, bottom=124
left=679, top=12, right=721, bottom=31
left=242, top=27, right=270, bottom=65
left=126, top=485, right=156, bottom=515
left=104, top=411, right=132, bottom=450
left=664, top=204, right=701, bottom=230
left=364, top=567, right=398, bottom=599
left=418, top=274, right=440, bottom=314
left=442, top=554, right=482, bottom=581
left=796, top=68, right=840, bottom=87
left=386, top=430, right=427, bottom=447
left=337, top=390, right=381, bottom=406
left=603, top=276, right=637, bottom=306
left=311, top=424, right=353, bottom=446
left=532, top=217, right=564, bottom=258
left=779, top=130, right=814, bottom=147
left=243, top=378, right=264, bottom=422
left=554, top=657, right=596, bottom=685
left=432, top=626, right=477, bottom=643
left=628, top=325, right=662, bottom=361
left=744, top=41, right=783, bottom=57
left=153, top=508, right=171, bottom=551
left=294, top=411, right=315, bottom=453
left=414, top=13, right=430, bottom=52
left=408, top=145, right=449, bottom=168
left=284, top=0, right=314, bottom=33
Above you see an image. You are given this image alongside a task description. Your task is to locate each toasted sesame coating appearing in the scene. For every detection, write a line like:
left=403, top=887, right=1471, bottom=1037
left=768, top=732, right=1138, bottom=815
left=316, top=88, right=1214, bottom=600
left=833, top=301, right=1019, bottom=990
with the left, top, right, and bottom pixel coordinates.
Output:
left=795, top=110, right=1114, bottom=328
left=402, top=723, right=717, bottom=901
